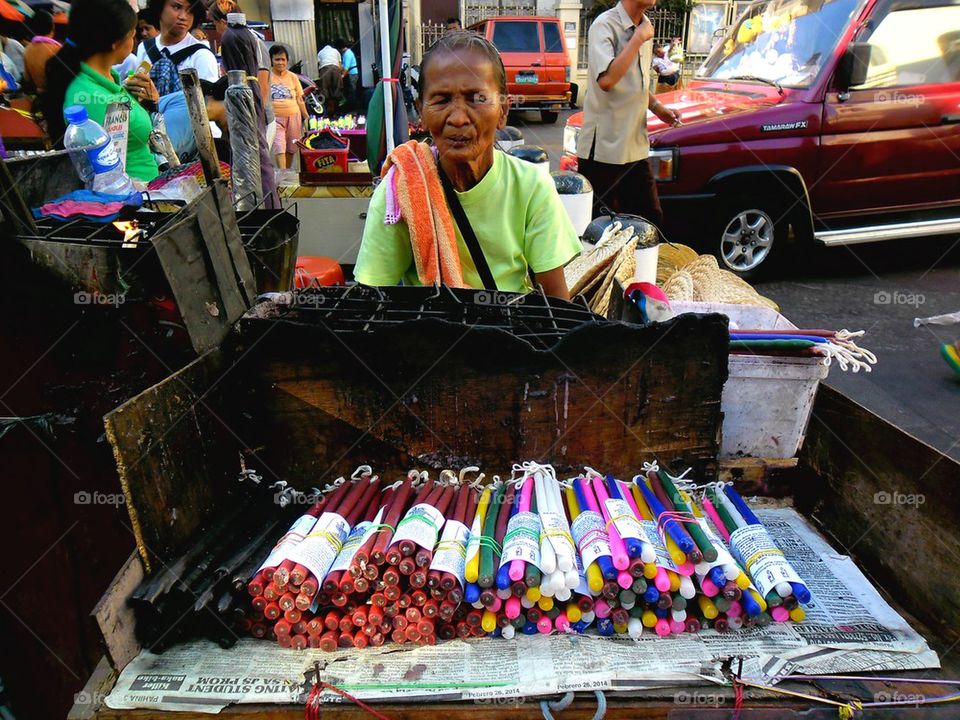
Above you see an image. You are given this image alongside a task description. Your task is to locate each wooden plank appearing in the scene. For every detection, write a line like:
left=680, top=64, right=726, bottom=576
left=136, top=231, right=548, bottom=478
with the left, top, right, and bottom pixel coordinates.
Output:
left=799, top=384, right=960, bottom=646
left=103, top=349, right=238, bottom=567
left=93, top=552, right=144, bottom=670
left=235, top=314, right=727, bottom=480
left=151, top=190, right=247, bottom=354
left=69, top=656, right=116, bottom=720
left=179, top=69, right=221, bottom=186
left=719, top=457, right=799, bottom=496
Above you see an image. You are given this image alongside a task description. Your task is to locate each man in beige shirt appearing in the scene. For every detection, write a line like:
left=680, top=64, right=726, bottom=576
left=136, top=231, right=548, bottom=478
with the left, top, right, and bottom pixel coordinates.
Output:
left=576, top=0, right=680, bottom=226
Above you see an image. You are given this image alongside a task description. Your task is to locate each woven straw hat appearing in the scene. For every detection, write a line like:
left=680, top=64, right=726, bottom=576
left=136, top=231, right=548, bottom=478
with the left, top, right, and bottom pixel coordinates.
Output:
left=661, top=254, right=779, bottom=310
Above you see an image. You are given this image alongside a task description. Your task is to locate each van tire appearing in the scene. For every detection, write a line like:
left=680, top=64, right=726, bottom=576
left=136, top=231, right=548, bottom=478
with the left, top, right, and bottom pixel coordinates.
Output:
left=713, top=193, right=788, bottom=280
left=540, top=110, right=559, bottom=124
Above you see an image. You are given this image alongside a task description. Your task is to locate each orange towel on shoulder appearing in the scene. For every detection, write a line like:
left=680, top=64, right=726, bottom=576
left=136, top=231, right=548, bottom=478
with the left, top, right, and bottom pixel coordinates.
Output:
left=382, top=141, right=466, bottom=288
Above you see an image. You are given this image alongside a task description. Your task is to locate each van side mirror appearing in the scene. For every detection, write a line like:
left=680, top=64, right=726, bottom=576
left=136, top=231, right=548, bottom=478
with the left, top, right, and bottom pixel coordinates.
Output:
left=836, top=42, right=872, bottom=90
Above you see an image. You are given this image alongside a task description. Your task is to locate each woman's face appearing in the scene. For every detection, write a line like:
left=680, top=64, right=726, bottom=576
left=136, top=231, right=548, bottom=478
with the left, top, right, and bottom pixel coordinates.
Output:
left=159, top=0, right=194, bottom=40
left=138, top=20, right=159, bottom=40
left=272, top=52, right=288, bottom=74
left=419, top=48, right=508, bottom=168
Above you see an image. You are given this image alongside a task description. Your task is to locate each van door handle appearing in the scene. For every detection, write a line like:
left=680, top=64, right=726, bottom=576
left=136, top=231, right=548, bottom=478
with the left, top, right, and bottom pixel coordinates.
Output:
left=531, top=63, right=542, bottom=66
left=942, top=115, right=960, bottom=125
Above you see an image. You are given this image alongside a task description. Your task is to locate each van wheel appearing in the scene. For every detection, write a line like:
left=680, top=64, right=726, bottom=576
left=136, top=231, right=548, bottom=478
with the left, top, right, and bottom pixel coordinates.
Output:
left=540, top=110, right=559, bottom=124
left=714, top=195, right=787, bottom=279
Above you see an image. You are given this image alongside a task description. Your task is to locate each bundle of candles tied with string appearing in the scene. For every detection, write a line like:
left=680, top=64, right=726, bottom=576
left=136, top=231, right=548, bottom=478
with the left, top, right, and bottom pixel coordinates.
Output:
left=241, top=461, right=811, bottom=650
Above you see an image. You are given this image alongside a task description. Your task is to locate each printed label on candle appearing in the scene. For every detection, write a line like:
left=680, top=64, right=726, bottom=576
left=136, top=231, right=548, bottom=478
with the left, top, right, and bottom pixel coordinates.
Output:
left=499, top=511, right=542, bottom=571
left=465, top=505, right=484, bottom=565
left=329, top=507, right=385, bottom=573
left=539, top=510, right=576, bottom=560
left=571, top=510, right=612, bottom=568
left=729, top=524, right=803, bottom=598
left=431, top=520, right=470, bottom=588
left=603, top=498, right=650, bottom=544
left=392, top=503, right=445, bottom=551
left=574, top=551, right=590, bottom=597
left=257, top=513, right=318, bottom=572
left=693, top=517, right=736, bottom=575
left=288, top=511, right=350, bottom=582
left=640, top=520, right=679, bottom=572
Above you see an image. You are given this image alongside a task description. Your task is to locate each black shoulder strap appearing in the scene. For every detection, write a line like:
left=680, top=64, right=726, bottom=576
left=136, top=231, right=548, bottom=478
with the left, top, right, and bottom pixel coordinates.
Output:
left=436, top=163, right=498, bottom=291
left=169, top=42, right=213, bottom=65
left=144, top=37, right=161, bottom=63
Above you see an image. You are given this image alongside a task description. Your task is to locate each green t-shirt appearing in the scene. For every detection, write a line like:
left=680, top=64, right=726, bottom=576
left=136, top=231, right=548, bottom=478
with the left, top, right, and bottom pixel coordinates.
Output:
left=64, top=63, right=159, bottom=182
left=354, top=150, right=582, bottom=292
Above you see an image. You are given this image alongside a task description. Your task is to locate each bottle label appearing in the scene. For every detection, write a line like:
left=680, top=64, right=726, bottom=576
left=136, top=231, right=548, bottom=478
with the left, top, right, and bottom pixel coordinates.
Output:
left=86, top=140, right=121, bottom=174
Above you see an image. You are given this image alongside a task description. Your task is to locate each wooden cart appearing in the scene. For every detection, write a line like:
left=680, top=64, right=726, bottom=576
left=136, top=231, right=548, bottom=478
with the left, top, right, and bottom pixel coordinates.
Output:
left=67, top=292, right=960, bottom=719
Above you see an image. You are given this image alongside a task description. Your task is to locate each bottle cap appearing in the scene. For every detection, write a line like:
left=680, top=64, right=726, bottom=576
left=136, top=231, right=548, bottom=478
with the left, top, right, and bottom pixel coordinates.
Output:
left=64, top=105, right=88, bottom=124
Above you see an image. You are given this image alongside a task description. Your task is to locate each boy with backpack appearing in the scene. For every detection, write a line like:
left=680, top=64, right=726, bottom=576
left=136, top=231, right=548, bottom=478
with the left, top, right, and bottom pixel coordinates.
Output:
left=135, top=0, right=219, bottom=95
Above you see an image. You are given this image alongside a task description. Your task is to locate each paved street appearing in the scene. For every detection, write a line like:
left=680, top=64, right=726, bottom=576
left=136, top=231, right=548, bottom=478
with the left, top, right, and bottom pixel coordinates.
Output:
left=511, top=111, right=960, bottom=461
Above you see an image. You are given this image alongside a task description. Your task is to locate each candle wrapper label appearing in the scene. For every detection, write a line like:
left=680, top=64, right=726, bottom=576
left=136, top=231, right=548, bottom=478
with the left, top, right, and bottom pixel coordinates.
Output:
left=329, top=507, right=385, bottom=574
left=392, top=502, right=445, bottom=551
left=257, top=513, right=318, bottom=573
left=539, top=509, right=576, bottom=562
left=693, top=517, right=736, bottom=576
left=288, top=511, right=350, bottom=582
left=640, top=520, right=679, bottom=572
left=574, top=551, right=591, bottom=598
left=603, top=498, right=650, bottom=545
left=571, top=510, right=612, bottom=568
left=499, top=511, right=542, bottom=571
left=464, top=504, right=485, bottom=565
left=431, top=520, right=470, bottom=588
left=729, top=524, right=803, bottom=598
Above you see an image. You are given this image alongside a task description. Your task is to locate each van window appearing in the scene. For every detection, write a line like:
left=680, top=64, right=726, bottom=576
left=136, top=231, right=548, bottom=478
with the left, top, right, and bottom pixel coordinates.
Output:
left=492, top=21, right=540, bottom=53
left=852, top=5, right=960, bottom=87
left=543, top=22, right=564, bottom=53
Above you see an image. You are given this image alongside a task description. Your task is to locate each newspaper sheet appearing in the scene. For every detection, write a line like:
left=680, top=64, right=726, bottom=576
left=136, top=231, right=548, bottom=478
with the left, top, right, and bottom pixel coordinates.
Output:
left=106, top=509, right=938, bottom=713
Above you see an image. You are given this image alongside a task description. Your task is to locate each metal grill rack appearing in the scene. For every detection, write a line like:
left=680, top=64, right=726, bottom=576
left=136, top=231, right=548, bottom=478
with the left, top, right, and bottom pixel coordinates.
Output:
left=261, top=284, right=603, bottom=351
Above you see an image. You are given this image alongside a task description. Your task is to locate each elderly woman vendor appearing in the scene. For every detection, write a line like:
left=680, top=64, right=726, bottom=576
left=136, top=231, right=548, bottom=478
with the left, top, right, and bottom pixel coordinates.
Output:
left=353, top=33, right=582, bottom=299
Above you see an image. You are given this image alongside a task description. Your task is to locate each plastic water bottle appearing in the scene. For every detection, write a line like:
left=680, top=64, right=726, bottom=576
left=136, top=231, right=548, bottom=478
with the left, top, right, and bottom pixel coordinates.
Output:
left=63, top=105, right=135, bottom=195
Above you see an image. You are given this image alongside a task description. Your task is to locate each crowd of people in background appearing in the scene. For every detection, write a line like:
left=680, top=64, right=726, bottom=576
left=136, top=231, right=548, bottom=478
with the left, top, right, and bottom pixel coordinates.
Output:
left=1, top=0, right=376, bottom=184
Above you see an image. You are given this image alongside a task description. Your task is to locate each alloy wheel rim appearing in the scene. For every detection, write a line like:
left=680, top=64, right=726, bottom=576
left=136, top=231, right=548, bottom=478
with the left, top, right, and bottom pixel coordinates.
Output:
left=720, top=209, right=775, bottom=272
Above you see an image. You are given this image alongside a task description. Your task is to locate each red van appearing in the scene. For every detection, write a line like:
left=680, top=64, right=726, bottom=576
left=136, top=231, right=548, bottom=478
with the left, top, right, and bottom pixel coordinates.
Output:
left=470, top=16, right=572, bottom=123
left=561, top=0, right=960, bottom=277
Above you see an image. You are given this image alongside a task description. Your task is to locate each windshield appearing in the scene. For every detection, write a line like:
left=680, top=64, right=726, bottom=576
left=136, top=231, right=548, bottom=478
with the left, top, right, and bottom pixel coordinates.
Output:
left=698, top=0, right=860, bottom=88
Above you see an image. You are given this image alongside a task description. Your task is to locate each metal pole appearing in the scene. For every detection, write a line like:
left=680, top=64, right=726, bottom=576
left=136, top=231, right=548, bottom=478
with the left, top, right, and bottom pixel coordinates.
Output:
left=379, top=0, right=396, bottom=155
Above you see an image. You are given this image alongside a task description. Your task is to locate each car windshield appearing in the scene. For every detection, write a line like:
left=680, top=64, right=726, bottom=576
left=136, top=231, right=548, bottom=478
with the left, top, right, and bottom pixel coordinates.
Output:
left=697, top=0, right=860, bottom=88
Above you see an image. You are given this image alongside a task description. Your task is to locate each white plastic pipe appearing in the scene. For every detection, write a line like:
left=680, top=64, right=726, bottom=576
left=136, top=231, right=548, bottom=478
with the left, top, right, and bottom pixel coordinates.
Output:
left=379, top=0, right=395, bottom=155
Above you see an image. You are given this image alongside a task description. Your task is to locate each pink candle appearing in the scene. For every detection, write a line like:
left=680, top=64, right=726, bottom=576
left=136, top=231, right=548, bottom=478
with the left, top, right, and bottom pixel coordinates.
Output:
left=591, top=476, right=629, bottom=571
left=509, top=476, right=535, bottom=582
left=701, top=497, right=730, bottom=542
